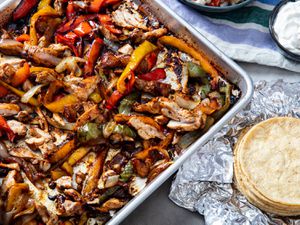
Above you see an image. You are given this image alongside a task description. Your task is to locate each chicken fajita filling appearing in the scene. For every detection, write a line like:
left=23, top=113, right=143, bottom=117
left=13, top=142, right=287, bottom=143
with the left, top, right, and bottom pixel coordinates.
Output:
left=0, top=0, right=240, bottom=224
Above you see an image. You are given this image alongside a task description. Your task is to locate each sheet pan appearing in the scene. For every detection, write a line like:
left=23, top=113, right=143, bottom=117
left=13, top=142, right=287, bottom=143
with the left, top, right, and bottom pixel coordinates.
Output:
left=0, top=1, right=253, bottom=224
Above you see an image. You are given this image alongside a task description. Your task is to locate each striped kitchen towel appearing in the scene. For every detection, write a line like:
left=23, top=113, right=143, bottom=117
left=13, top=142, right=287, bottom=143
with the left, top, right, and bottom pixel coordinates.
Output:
left=164, top=0, right=300, bottom=72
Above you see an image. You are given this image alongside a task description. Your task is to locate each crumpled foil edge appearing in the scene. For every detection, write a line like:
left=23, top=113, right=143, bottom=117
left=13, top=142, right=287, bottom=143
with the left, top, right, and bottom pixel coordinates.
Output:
left=169, top=80, right=300, bottom=225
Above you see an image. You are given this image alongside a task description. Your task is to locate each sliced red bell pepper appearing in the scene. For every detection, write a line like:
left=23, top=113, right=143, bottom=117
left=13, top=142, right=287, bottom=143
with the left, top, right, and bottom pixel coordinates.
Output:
left=105, top=71, right=135, bottom=109
left=98, top=14, right=110, bottom=23
left=117, top=41, right=157, bottom=94
left=12, top=0, right=39, bottom=21
left=74, top=21, right=93, bottom=37
left=103, top=0, right=121, bottom=7
left=66, top=2, right=76, bottom=21
left=208, top=0, right=221, bottom=6
left=88, top=0, right=121, bottom=13
left=11, top=62, right=30, bottom=87
left=64, top=32, right=78, bottom=44
left=138, top=68, right=166, bottom=81
left=88, top=0, right=106, bottom=13
left=0, top=115, right=15, bottom=142
left=105, top=90, right=124, bottom=110
left=126, top=70, right=136, bottom=93
left=56, top=33, right=80, bottom=56
left=16, top=34, right=30, bottom=42
left=84, top=38, right=103, bottom=76
left=145, top=52, right=157, bottom=71
left=0, top=86, right=8, bottom=98
left=57, top=14, right=97, bottom=34
left=98, top=15, right=121, bottom=35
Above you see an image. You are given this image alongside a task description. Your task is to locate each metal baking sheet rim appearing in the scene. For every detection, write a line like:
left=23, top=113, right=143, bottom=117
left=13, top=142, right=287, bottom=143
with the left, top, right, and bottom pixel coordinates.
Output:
left=0, top=1, right=253, bottom=224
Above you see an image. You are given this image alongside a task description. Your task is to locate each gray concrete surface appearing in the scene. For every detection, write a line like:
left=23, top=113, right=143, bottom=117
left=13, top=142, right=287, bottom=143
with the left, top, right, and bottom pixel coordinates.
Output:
left=122, top=177, right=204, bottom=225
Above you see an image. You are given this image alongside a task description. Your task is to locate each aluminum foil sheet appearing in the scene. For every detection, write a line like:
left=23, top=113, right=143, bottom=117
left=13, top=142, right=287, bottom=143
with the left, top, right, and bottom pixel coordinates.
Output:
left=169, top=80, right=300, bottom=225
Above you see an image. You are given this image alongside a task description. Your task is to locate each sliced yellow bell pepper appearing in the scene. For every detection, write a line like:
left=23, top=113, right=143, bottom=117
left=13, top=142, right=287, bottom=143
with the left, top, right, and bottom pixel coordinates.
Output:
left=30, top=66, right=57, bottom=74
left=30, top=5, right=59, bottom=45
left=51, top=169, right=67, bottom=180
left=61, top=162, right=73, bottom=174
left=65, top=147, right=90, bottom=166
left=44, top=94, right=79, bottom=113
left=61, top=147, right=90, bottom=174
left=117, top=41, right=157, bottom=94
left=38, top=0, right=51, bottom=10
left=134, top=146, right=170, bottom=160
left=82, top=150, right=106, bottom=196
left=49, top=139, right=76, bottom=163
left=0, top=80, right=39, bottom=106
left=159, top=36, right=219, bottom=84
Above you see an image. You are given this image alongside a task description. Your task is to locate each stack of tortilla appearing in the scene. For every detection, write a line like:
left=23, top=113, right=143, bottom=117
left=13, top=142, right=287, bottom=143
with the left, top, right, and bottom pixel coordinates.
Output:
left=234, top=117, right=300, bottom=216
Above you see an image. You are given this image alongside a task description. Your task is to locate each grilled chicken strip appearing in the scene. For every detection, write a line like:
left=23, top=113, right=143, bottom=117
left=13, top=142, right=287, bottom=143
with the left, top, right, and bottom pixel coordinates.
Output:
left=0, top=39, right=62, bottom=67
left=135, top=78, right=171, bottom=97
left=112, top=2, right=148, bottom=30
left=24, top=43, right=62, bottom=67
left=0, top=104, right=20, bottom=117
left=134, top=97, right=206, bottom=131
left=6, top=120, right=27, bottom=136
left=128, top=116, right=165, bottom=140
left=0, top=39, right=24, bottom=55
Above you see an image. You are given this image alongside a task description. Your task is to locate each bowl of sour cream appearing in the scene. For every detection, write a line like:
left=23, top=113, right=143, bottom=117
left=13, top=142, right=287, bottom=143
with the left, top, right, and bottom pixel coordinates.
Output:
left=269, top=0, right=300, bottom=61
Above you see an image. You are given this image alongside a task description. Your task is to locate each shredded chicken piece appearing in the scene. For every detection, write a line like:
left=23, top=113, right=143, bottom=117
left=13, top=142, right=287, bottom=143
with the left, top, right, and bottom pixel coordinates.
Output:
left=167, top=108, right=207, bottom=132
left=25, top=127, right=57, bottom=157
left=129, top=116, right=165, bottom=140
left=112, top=2, right=148, bottom=30
left=159, top=97, right=195, bottom=123
left=56, top=176, right=72, bottom=189
left=134, top=97, right=195, bottom=122
left=142, top=28, right=168, bottom=40
left=35, top=203, right=59, bottom=225
left=134, top=98, right=160, bottom=114
left=98, top=198, right=127, bottom=212
left=1, top=170, right=17, bottom=195
left=0, top=104, right=20, bottom=117
left=7, top=120, right=27, bottom=136
left=9, top=145, right=43, bottom=160
left=99, top=25, right=119, bottom=42
left=64, top=75, right=100, bottom=100
left=118, top=44, right=133, bottom=55
left=33, top=69, right=62, bottom=84
left=101, top=52, right=121, bottom=68
left=0, top=63, right=16, bottom=84
left=57, top=200, right=83, bottom=216
left=64, top=189, right=82, bottom=202
left=0, top=39, right=24, bottom=56
left=135, top=78, right=171, bottom=97
left=134, top=97, right=206, bottom=131
left=154, top=115, right=169, bottom=125
left=0, top=56, right=25, bottom=68
left=24, top=43, right=62, bottom=67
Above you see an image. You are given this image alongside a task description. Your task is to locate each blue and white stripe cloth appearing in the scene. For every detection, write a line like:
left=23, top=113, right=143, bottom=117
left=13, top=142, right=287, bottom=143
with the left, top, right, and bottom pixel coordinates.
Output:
left=165, top=0, right=300, bottom=72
